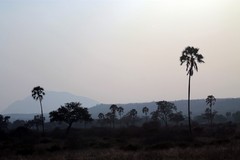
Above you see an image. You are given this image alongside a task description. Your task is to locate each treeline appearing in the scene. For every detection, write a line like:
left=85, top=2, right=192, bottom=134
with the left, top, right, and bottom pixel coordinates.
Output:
left=1, top=101, right=240, bottom=134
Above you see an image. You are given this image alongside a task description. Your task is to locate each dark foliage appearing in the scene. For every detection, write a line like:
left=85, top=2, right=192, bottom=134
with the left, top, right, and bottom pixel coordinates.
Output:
left=49, top=102, right=92, bottom=134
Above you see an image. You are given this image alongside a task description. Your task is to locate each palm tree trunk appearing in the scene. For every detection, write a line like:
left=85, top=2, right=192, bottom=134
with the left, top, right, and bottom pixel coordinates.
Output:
left=210, top=104, right=213, bottom=127
left=188, top=74, right=192, bottom=135
left=40, top=100, right=45, bottom=135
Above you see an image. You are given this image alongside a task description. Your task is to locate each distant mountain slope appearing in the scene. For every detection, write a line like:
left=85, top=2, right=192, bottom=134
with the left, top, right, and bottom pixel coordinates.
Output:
left=89, top=98, right=240, bottom=119
left=2, top=97, right=240, bottom=121
left=1, top=91, right=99, bottom=114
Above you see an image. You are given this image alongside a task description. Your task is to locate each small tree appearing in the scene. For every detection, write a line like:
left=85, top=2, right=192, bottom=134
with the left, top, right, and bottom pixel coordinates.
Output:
left=105, top=112, right=113, bottom=127
left=25, top=115, right=43, bottom=130
left=117, top=106, right=124, bottom=126
left=98, top=113, right=105, bottom=127
left=34, top=115, right=43, bottom=131
left=10, top=120, right=26, bottom=129
left=156, top=101, right=177, bottom=127
left=169, top=111, right=185, bottom=125
left=0, top=114, right=10, bottom=130
left=117, top=106, right=124, bottom=119
left=202, top=108, right=217, bottom=125
left=142, top=106, right=149, bottom=121
left=129, top=109, right=138, bottom=125
left=49, top=102, right=92, bottom=134
left=109, top=104, right=119, bottom=128
left=122, top=109, right=138, bottom=126
left=206, top=95, right=217, bottom=126
left=82, top=108, right=93, bottom=128
left=151, top=111, right=160, bottom=122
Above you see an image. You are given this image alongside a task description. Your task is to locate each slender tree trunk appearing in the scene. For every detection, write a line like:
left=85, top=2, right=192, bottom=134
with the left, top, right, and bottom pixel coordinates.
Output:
left=39, top=100, right=45, bottom=136
left=210, top=104, right=213, bottom=127
left=188, top=74, right=192, bottom=135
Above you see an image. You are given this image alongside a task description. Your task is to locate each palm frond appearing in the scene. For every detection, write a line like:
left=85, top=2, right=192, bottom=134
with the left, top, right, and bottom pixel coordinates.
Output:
left=193, top=61, right=198, bottom=72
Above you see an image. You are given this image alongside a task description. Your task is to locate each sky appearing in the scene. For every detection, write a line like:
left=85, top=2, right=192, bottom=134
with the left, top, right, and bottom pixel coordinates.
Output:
left=0, top=0, right=240, bottom=111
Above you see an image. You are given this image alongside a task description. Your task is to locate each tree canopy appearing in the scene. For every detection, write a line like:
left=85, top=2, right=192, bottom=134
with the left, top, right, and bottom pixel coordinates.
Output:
left=49, top=102, right=92, bottom=134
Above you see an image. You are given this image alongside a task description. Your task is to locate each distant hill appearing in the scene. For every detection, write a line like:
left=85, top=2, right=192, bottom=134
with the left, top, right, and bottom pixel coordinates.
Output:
left=89, top=98, right=240, bottom=119
left=2, top=97, right=240, bottom=121
left=1, top=91, right=99, bottom=114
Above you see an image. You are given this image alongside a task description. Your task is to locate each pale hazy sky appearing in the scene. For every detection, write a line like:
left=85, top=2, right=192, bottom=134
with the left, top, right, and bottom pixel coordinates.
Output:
left=0, top=0, right=240, bottom=111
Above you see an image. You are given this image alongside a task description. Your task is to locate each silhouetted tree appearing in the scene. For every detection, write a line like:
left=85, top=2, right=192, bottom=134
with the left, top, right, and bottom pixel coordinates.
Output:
left=98, top=113, right=105, bottom=127
left=110, top=104, right=119, bottom=128
left=25, top=115, right=43, bottom=130
left=156, top=101, right=177, bottom=127
left=10, top=120, right=26, bottom=129
left=49, top=102, right=92, bottom=134
left=169, top=111, right=185, bottom=125
left=117, top=106, right=124, bottom=126
left=32, top=86, right=45, bottom=135
left=180, top=46, right=204, bottom=135
left=122, top=109, right=138, bottom=126
left=202, top=108, right=217, bottom=125
left=98, top=113, right=105, bottom=120
left=105, top=112, right=113, bottom=127
left=0, top=114, right=10, bottom=130
left=142, top=106, right=149, bottom=121
left=117, top=106, right=124, bottom=119
left=206, top=95, right=216, bottom=126
left=82, top=108, right=93, bottom=128
left=130, top=109, right=137, bottom=118
left=33, top=115, right=43, bottom=131
left=129, top=109, right=138, bottom=125
left=150, top=111, right=160, bottom=122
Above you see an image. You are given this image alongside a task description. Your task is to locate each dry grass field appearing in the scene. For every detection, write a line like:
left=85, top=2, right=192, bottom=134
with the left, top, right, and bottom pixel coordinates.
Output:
left=1, top=123, right=240, bottom=160
left=1, top=144, right=240, bottom=160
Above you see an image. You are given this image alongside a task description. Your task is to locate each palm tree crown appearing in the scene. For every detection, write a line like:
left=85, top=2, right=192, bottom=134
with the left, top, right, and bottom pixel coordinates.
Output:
left=32, top=86, right=45, bottom=101
left=206, top=95, right=216, bottom=107
left=142, top=106, right=149, bottom=116
left=180, top=46, right=204, bottom=76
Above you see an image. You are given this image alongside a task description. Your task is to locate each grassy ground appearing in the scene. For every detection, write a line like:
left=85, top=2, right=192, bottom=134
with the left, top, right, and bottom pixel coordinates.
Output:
left=1, top=144, right=240, bottom=160
left=1, top=123, right=240, bottom=160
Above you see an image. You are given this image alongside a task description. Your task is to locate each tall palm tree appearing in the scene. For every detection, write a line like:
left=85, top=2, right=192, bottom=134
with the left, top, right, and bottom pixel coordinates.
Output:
left=142, top=106, right=149, bottom=121
left=206, top=95, right=216, bottom=126
left=180, top=46, right=204, bottom=135
left=32, top=86, right=45, bottom=135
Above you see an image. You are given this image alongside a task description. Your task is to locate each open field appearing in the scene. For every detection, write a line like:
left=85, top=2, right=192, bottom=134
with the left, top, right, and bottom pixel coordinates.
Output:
left=1, top=145, right=240, bottom=160
left=1, top=123, right=240, bottom=160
